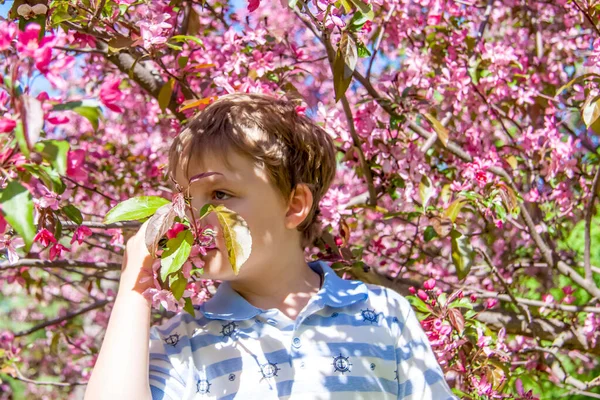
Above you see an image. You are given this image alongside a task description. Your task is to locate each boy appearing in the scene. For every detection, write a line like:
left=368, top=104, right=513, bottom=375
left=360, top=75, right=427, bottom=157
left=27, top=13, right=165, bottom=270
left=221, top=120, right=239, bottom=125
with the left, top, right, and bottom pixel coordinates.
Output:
left=84, top=94, right=455, bottom=399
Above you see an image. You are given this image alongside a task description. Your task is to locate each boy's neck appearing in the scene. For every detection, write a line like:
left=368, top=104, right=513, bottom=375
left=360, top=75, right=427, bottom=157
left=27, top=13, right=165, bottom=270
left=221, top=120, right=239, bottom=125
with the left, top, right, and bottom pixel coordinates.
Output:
left=229, top=250, right=322, bottom=321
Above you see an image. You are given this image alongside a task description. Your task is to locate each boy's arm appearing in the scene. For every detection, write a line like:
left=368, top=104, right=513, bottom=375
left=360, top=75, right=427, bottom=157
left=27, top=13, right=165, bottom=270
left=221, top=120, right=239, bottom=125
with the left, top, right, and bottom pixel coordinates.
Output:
left=394, top=295, right=456, bottom=400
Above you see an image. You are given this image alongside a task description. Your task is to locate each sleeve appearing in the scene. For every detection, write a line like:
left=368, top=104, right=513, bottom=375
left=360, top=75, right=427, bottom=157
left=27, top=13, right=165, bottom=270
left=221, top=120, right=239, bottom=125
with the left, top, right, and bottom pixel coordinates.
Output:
left=148, top=325, right=187, bottom=400
left=393, top=293, right=457, bottom=400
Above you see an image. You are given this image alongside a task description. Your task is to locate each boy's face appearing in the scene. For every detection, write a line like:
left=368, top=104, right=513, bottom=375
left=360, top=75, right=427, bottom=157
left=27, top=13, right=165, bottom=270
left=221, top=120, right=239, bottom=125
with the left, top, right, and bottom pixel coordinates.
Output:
left=172, top=148, right=297, bottom=282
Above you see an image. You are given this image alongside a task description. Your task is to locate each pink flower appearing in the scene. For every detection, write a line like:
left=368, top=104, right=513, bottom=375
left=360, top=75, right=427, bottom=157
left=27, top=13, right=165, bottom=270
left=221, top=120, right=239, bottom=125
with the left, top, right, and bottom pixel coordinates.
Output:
left=0, top=213, right=6, bottom=235
left=66, top=149, right=87, bottom=182
left=166, top=223, right=186, bottom=240
left=16, top=23, right=54, bottom=73
left=70, top=226, right=93, bottom=245
left=408, top=286, right=416, bottom=294
left=0, top=21, right=16, bottom=51
left=485, top=298, right=498, bottom=309
left=417, top=289, right=428, bottom=301
left=99, top=79, right=124, bottom=113
left=33, top=228, right=57, bottom=247
left=248, top=0, right=260, bottom=12
left=49, top=243, right=70, bottom=260
left=423, top=278, right=436, bottom=290
left=0, top=118, right=16, bottom=133
left=0, top=235, right=25, bottom=264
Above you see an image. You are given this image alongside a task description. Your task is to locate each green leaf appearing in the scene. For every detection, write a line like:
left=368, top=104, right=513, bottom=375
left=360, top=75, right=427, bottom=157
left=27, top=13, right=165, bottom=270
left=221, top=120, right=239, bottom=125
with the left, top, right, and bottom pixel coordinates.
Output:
left=183, top=297, right=195, bottom=316
left=424, top=226, right=437, bottom=242
left=62, top=205, right=83, bottom=225
left=14, top=121, right=29, bottom=158
left=170, top=35, right=204, bottom=47
left=448, top=297, right=474, bottom=310
left=333, top=32, right=358, bottom=102
left=74, top=106, right=101, bottom=131
left=450, top=229, right=474, bottom=280
left=288, top=0, right=298, bottom=8
left=34, top=140, right=70, bottom=175
left=348, top=10, right=372, bottom=31
left=348, top=0, right=374, bottom=20
left=22, top=164, right=65, bottom=194
left=356, top=41, right=371, bottom=58
left=158, top=78, right=175, bottom=113
left=178, top=56, right=189, bottom=69
left=407, top=296, right=431, bottom=314
left=104, top=196, right=171, bottom=224
left=0, top=181, right=36, bottom=252
left=160, top=230, right=194, bottom=283
left=445, top=199, right=466, bottom=223
left=419, top=175, right=434, bottom=208
left=203, top=204, right=252, bottom=275
left=170, top=274, right=187, bottom=301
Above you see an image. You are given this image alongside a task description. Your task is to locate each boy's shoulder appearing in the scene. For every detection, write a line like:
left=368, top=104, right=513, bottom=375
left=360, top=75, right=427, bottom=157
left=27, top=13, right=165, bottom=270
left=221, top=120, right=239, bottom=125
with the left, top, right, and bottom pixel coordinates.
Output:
left=362, top=282, right=414, bottom=316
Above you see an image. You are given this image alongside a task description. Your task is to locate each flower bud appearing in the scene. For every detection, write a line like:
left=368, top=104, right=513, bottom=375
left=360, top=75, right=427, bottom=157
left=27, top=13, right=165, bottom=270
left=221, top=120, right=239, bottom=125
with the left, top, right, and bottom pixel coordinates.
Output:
left=423, top=278, right=436, bottom=290
left=417, top=289, right=428, bottom=301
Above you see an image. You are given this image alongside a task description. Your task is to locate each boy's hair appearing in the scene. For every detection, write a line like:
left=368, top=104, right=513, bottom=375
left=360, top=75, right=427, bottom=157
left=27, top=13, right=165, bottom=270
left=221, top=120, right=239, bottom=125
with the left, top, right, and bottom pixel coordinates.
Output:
left=167, top=93, right=337, bottom=249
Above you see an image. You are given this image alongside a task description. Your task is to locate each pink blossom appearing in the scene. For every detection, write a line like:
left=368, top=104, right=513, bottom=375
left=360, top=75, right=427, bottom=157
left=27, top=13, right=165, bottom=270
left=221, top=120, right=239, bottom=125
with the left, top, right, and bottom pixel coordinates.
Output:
left=99, top=79, right=124, bottom=113
left=166, top=223, right=187, bottom=240
left=485, top=298, right=498, bottom=309
left=248, top=0, right=260, bottom=12
left=49, top=243, right=70, bottom=260
left=70, top=226, right=93, bottom=245
left=417, top=289, right=428, bottom=301
left=0, top=20, right=16, bottom=51
left=33, top=228, right=57, bottom=247
left=0, top=235, right=25, bottom=264
left=16, top=23, right=54, bottom=73
left=66, top=149, right=87, bottom=182
left=138, top=13, right=173, bottom=49
left=408, top=286, right=416, bottom=294
left=0, top=118, right=16, bottom=133
left=423, top=278, right=436, bottom=290
left=0, top=213, right=6, bottom=235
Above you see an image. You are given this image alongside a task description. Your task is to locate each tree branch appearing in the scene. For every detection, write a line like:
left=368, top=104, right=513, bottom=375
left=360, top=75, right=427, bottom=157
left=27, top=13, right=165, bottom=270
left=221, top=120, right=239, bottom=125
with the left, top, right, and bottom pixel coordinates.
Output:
left=585, top=165, right=600, bottom=281
left=1, top=258, right=121, bottom=271
left=14, top=299, right=110, bottom=338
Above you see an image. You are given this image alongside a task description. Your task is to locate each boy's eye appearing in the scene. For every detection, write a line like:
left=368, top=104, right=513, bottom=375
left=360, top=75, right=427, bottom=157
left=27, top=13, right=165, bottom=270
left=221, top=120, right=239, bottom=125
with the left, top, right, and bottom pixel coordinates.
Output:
left=212, top=191, right=231, bottom=201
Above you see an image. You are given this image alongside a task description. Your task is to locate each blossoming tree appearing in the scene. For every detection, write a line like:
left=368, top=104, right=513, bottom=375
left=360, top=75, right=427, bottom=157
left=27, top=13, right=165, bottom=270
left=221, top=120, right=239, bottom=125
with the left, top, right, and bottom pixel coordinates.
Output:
left=1, top=0, right=600, bottom=398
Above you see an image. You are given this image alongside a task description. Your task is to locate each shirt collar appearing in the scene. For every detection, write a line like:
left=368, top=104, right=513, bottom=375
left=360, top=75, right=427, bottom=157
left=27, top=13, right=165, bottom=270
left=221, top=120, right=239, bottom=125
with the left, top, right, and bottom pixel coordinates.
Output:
left=200, top=259, right=369, bottom=321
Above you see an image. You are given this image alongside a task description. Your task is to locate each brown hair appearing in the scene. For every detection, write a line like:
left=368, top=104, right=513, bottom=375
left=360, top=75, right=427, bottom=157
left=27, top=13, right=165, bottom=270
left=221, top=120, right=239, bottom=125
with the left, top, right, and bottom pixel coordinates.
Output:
left=167, top=93, right=337, bottom=248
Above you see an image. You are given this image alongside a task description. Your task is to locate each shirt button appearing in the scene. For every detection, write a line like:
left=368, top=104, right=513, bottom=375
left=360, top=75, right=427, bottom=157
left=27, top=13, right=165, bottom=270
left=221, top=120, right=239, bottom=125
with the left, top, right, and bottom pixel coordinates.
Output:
left=292, top=337, right=301, bottom=348
left=266, top=318, right=277, bottom=326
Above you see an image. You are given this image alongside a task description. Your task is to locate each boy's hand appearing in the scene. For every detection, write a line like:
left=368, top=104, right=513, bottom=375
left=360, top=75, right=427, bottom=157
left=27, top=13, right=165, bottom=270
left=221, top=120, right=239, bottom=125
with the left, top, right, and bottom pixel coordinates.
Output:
left=119, top=219, right=155, bottom=296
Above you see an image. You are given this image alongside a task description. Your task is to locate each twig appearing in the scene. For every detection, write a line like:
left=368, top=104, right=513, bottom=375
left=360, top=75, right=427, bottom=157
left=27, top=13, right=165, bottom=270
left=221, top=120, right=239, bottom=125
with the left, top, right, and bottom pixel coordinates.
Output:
left=571, top=0, right=600, bottom=37
left=585, top=165, right=600, bottom=281
left=366, top=4, right=396, bottom=81
left=53, top=46, right=107, bottom=54
left=64, top=176, right=116, bottom=202
left=12, top=364, right=88, bottom=387
left=475, top=0, right=494, bottom=46
left=60, top=220, right=141, bottom=230
left=13, top=299, right=110, bottom=337
left=1, top=258, right=121, bottom=271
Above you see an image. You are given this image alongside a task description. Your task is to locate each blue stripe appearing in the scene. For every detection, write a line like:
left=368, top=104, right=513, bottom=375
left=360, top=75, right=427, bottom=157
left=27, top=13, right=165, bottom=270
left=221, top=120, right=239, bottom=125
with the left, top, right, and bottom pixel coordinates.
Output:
left=276, top=380, right=294, bottom=396
left=303, top=312, right=403, bottom=330
left=424, top=368, right=444, bottom=385
left=149, top=353, right=171, bottom=363
left=398, top=378, right=413, bottom=397
left=396, top=340, right=428, bottom=361
left=322, top=375, right=397, bottom=394
left=150, top=385, right=171, bottom=400
left=202, top=348, right=291, bottom=380
left=149, top=374, right=167, bottom=385
left=155, top=313, right=208, bottom=336
left=327, top=342, right=396, bottom=361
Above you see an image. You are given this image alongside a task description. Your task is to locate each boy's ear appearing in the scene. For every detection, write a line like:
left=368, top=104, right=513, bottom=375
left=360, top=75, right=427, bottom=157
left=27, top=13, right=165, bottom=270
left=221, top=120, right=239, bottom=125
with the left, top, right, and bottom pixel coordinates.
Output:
left=284, top=183, right=313, bottom=230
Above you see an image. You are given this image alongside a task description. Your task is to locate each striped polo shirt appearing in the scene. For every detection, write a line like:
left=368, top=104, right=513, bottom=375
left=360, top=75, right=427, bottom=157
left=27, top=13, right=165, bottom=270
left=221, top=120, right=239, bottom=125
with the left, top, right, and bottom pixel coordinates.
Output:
left=148, top=259, right=456, bottom=399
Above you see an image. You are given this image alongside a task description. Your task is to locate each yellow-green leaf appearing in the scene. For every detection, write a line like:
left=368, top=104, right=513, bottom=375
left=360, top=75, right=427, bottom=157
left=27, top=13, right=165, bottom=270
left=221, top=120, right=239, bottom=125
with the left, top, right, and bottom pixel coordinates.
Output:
left=160, top=230, right=194, bottom=283
left=423, top=112, right=449, bottom=147
left=158, top=78, right=175, bottom=113
left=204, top=204, right=252, bottom=275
